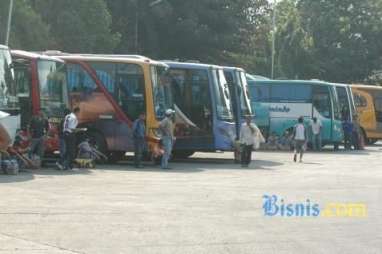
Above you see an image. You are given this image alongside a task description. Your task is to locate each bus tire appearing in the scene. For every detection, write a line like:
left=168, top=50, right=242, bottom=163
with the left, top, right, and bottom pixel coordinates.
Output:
left=108, top=151, right=126, bottom=163
left=172, top=150, right=195, bottom=159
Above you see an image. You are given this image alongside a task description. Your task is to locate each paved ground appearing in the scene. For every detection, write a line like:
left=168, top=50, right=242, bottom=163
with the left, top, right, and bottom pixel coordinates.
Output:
left=0, top=144, right=381, bottom=254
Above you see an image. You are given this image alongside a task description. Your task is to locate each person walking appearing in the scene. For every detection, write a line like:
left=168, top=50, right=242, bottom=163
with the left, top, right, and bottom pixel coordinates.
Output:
left=310, top=117, right=322, bottom=151
left=56, top=108, right=71, bottom=170
left=342, top=116, right=354, bottom=150
left=29, top=111, right=49, bottom=161
left=240, top=116, right=260, bottom=167
left=132, top=112, right=146, bottom=168
left=159, top=109, right=175, bottom=170
left=293, top=116, right=307, bottom=163
left=63, top=107, right=80, bottom=170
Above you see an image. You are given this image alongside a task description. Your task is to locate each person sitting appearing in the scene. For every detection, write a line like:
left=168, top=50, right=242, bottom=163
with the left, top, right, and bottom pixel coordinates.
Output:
left=75, top=139, right=107, bottom=168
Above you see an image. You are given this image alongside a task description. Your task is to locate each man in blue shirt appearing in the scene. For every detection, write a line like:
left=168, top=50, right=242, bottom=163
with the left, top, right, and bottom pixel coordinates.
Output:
left=132, top=113, right=146, bottom=168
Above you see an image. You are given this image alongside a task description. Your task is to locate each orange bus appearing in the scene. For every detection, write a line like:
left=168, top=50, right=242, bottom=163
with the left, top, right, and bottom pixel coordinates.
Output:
left=351, top=84, right=382, bottom=144
left=43, top=53, right=171, bottom=162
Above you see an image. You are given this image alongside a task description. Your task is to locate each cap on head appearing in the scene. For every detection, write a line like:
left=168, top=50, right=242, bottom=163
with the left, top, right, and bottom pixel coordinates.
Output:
left=165, top=109, right=175, bottom=116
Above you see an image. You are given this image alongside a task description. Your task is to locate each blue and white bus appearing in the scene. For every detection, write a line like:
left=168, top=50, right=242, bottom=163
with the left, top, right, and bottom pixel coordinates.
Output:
left=164, top=61, right=236, bottom=158
left=248, top=80, right=344, bottom=147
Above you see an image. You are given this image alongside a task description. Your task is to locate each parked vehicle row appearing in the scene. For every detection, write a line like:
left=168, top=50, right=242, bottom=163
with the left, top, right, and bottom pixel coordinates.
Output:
left=1, top=44, right=380, bottom=164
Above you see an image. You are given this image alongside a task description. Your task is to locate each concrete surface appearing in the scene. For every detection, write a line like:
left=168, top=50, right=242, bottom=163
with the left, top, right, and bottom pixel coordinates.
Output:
left=0, top=145, right=381, bottom=254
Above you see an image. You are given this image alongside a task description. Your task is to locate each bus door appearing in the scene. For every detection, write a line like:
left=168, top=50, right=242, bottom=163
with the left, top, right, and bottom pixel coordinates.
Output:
left=336, top=86, right=352, bottom=121
left=224, top=70, right=240, bottom=139
left=170, top=68, right=214, bottom=150
left=312, top=85, right=333, bottom=142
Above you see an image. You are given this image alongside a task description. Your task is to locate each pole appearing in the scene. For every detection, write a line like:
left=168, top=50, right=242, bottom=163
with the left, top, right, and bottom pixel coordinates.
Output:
left=5, top=0, right=14, bottom=46
left=135, top=1, right=139, bottom=54
left=271, top=0, right=276, bottom=79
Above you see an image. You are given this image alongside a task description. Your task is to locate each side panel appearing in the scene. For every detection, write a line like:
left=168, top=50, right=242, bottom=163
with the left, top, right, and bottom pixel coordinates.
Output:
left=353, top=89, right=377, bottom=133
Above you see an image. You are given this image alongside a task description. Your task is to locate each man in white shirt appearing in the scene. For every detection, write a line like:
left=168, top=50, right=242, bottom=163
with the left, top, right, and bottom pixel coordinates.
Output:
left=240, top=116, right=260, bottom=167
left=62, top=107, right=80, bottom=170
left=310, top=117, right=322, bottom=151
left=293, top=116, right=307, bottom=163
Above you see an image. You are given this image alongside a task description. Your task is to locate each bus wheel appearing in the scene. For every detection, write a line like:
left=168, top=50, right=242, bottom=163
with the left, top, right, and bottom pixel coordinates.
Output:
left=108, top=152, right=126, bottom=163
left=367, top=139, right=378, bottom=145
left=172, top=150, right=195, bottom=159
left=87, top=131, right=108, bottom=164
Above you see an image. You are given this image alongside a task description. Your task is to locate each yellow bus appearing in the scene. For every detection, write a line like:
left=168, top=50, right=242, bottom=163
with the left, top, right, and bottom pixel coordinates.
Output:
left=351, top=84, right=382, bottom=144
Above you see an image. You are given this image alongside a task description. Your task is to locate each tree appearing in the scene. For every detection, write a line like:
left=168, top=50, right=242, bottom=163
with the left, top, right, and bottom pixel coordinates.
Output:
left=33, top=0, right=120, bottom=53
left=0, top=0, right=52, bottom=50
left=276, top=0, right=382, bottom=83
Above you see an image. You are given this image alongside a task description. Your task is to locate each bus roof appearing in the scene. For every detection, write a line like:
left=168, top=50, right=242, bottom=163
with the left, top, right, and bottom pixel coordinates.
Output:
left=222, top=66, right=245, bottom=73
left=42, top=52, right=167, bottom=67
left=351, top=84, right=382, bottom=90
left=11, top=50, right=64, bottom=63
left=163, top=61, right=222, bottom=70
left=248, top=79, right=335, bottom=86
left=246, top=74, right=270, bottom=81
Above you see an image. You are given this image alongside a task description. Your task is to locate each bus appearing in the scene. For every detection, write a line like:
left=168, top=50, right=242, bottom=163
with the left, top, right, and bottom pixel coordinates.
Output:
left=351, top=84, right=382, bottom=144
left=0, top=45, right=20, bottom=141
left=44, top=53, right=171, bottom=162
left=248, top=80, right=344, bottom=147
left=223, top=67, right=252, bottom=140
left=164, top=61, right=236, bottom=158
left=11, top=50, right=69, bottom=155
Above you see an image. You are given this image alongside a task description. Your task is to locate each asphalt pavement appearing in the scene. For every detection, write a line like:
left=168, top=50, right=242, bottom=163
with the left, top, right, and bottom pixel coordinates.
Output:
left=0, top=144, right=381, bottom=254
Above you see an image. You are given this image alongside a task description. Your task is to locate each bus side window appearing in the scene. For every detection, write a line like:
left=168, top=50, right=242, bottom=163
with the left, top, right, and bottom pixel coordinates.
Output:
left=190, top=69, right=211, bottom=130
left=250, top=84, right=270, bottom=102
left=354, top=93, right=367, bottom=108
left=67, top=64, right=98, bottom=94
left=116, top=63, right=145, bottom=121
left=312, top=86, right=332, bottom=119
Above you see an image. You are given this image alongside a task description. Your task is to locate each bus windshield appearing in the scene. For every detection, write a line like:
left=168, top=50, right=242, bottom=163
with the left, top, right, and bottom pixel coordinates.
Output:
left=0, top=48, right=18, bottom=110
left=213, top=69, right=233, bottom=121
left=151, top=65, right=172, bottom=119
left=239, top=71, right=252, bottom=116
left=38, top=60, right=68, bottom=115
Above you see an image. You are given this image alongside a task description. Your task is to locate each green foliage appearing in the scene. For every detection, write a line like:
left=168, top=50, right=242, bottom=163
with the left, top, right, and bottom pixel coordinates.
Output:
left=1, top=0, right=382, bottom=83
left=275, top=0, right=382, bottom=83
left=0, top=0, right=52, bottom=50
left=33, top=0, right=120, bottom=53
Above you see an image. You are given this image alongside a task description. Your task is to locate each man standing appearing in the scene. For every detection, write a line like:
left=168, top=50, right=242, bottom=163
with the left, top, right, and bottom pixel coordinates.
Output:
left=240, top=116, right=259, bottom=167
left=293, top=116, right=307, bottom=163
left=56, top=108, right=71, bottom=170
left=310, top=117, right=322, bottom=151
left=132, top=112, right=146, bottom=168
left=159, top=109, right=175, bottom=170
left=29, top=111, right=49, bottom=160
left=342, top=117, right=354, bottom=150
left=63, top=107, right=80, bottom=170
